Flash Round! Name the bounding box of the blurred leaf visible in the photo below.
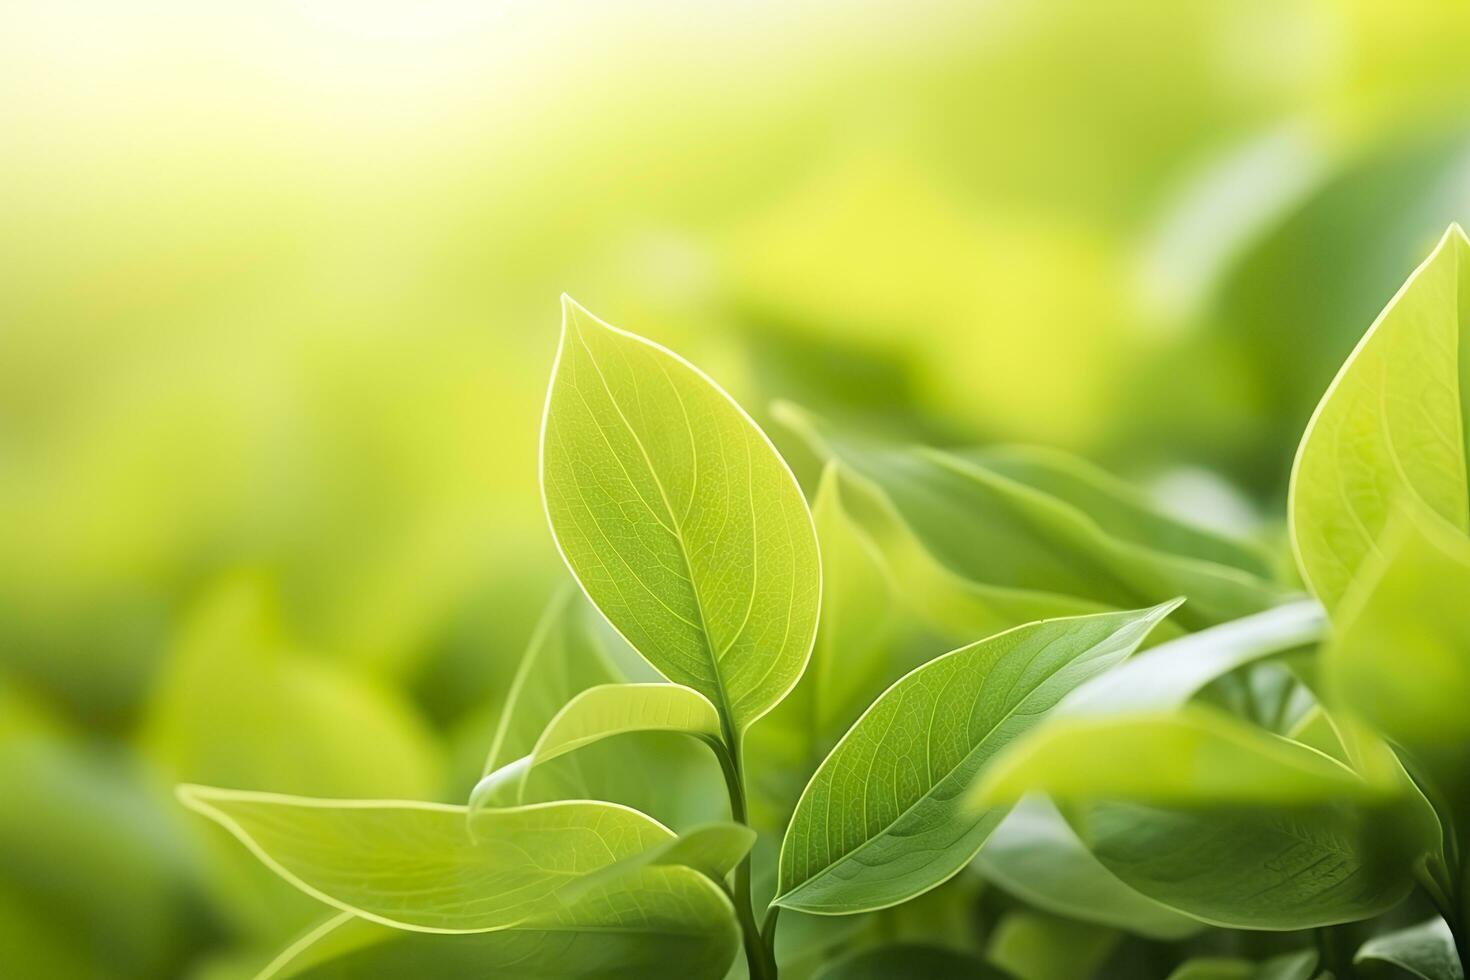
[975,797,1200,940]
[177,786,675,932]
[480,587,623,778]
[1290,225,1470,610]
[541,298,819,736]
[773,603,1176,914]
[1166,959,1254,980]
[141,575,441,941]
[960,444,1273,577]
[1355,918,1463,980]
[260,866,740,980]
[748,465,902,828]
[814,943,1010,980]
[1327,510,1470,745]
[973,705,1391,807]
[986,910,1117,980]
[778,404,1284,629]
[1067,799,1416,929]
[0,736,189,980]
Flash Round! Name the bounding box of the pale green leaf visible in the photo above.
[986,911,1117,980]
[541,298,821,735]
[1355,918,1463,980]
[775,403,1284,629]
[960,443,1274,577]
[1290,224,1470,611]
[773,602,1177,914]
[473,590,725,830]
[259,867,741,980]
[814,943,1011,980]
[973,705,1390,807]
[975,797,1200,940]
[471,683,722,810]
[481,586,623,778]
[527,682,721,770]
[1327,509,1470,744]
[176,786,677,933]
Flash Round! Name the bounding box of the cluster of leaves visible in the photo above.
[185,229,1470,980]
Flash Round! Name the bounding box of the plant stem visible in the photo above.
[710,732,777,980]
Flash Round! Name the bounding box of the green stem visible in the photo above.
[710,732,777,980]
[761,904,782,973]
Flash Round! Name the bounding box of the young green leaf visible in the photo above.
[973,705,1391,807]
[1326,509,1470,744]
[507,683,722,788]
[541,298,821,736]
[775,403,1282,629]
[177,785,677,933]
[474,589,724,828]
[258,868,742,980]
[1290,224,1470,610]
[975,797,1200,940]
[557,821,757,900]
[1355,918,1463,980]
[772,602,1178,915]
[481,586,623,779]
[960,444,1274,577]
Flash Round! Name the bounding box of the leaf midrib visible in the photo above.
[780,620,1117,903]
[571,325,739,733]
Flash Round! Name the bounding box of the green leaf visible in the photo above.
[973,705,1391,807]
[1056,599,1324,717]
[559,822,756,898]
[814,943,1012,980]
[1355,918,1463,980]
[177,785,680,933]
[541,298,821,737]
[776,403,1284,629]
[773,602,1177,915]
[986,910,1118,980]
[975,797,1200,940]
[258,867,741,980]
[1067,799,1416,929]
[475,683,722,807]
[1327,510,1470,745]
[141,576,442,941]
[473,589,726,830]
[1290,224,1470,611]
[960,444,1274,577]
[481,586,623,778]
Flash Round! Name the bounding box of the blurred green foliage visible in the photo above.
[7,1,1470,976]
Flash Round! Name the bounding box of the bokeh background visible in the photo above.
[5,1,1470,976]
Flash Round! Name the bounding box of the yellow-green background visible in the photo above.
[4,2,1470,976]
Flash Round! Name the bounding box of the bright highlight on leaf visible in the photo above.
[176,785,678,933]
[1290,224,1470,610]
[541,298,821,737]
